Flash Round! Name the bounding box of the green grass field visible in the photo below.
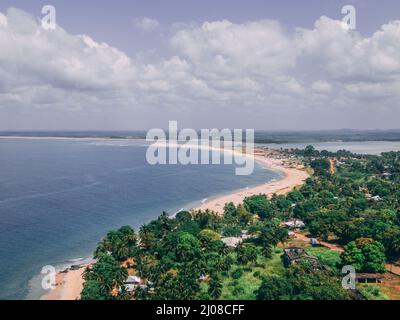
[305,246,341,270]
[219,249,286,300]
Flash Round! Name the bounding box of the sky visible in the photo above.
[0,0,400,130]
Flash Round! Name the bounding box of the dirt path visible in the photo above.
[294,232,343,252]
[381,273,400,300]
[386,263,400,276]
[329,158,336,175]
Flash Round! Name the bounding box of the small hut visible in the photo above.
[355,273,384,284]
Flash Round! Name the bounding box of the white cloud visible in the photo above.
[0,12,7,26]
[135,17,160,31]
[171,19,296,77]
[311,81,332,94]
[0,8,400,129]
[295,17,400,81]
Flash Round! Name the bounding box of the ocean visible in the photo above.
[0,138,281,300]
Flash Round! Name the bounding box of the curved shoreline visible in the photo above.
[193,154,309,215]
[41,151,309,300]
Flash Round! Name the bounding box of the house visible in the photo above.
[221,231,252,248]
[355,273,384,284]
[282,247,319,268]
[310,238,319,246]
[366,194,382,201]
[283,219,305,229]
[124,275,142,292]
[221,237,243,248]
[371,195,382,202]
[126,275,141,284]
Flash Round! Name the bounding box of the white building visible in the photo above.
[283,219,305,229]
[124,275,142,292]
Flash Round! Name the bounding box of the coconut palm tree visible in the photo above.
[208,275,222,300]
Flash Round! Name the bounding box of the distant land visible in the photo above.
[2,129,400,144]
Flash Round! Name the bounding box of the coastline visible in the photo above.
[193,154,309,215]
[41,264,88,300]
[41,151,309,300]
[0,136,148,142]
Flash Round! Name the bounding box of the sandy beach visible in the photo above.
[41,149,309,300]
[41,265,87,300]
[193,154,309,215]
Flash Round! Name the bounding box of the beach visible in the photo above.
[41,150,309,300]
[194,154,309,215]
[41,265,87,300]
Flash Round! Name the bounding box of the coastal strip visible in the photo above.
[41,264,89,300]
[193,154,309,215]
[41,150,309,300]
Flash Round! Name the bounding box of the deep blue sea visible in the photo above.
[0,138,281,300]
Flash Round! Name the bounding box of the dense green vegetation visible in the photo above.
[293,146,400,260]
[256,262,350,300]
[358,285,389,300]
[81,147,400,300]
[341,238,386,273]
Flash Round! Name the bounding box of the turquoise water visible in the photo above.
[258,141,400,155]
[0,138,280,300]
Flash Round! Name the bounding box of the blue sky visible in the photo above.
[0,1,400,130]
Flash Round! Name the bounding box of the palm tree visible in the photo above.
[262,244,273,259]
[236,244,257,265]
[112,264,128,289]
[114,239,130,261]
[208,276,222,300]
[83,253,128,298]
